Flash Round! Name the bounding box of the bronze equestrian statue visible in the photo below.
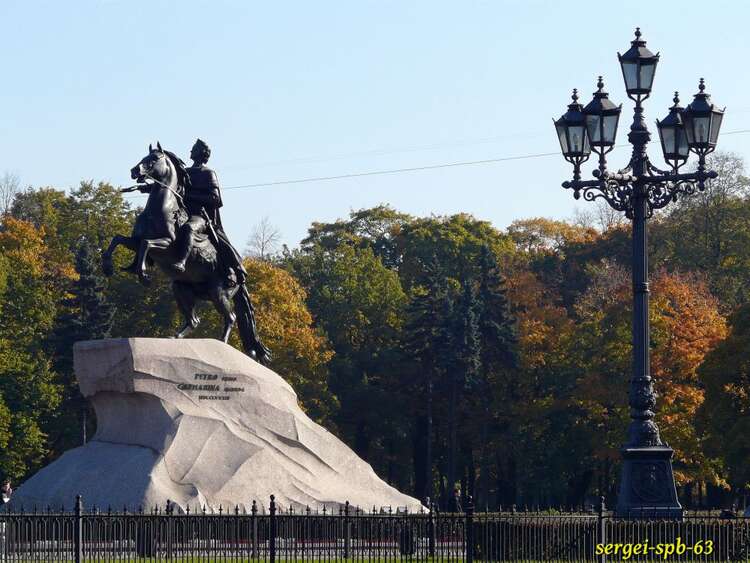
[102,140,271,365]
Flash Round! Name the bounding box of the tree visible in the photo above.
[238,257,336,423]
[471,245,518,507]
[401,256,451,502]
[573,200,627,233]
[301,205,412,269]
[288,241,409,487]
[0,172,20,216]
[397,213,515,291]
[566,267,727,504]
[658,152,750,307]
[696,304,750,498]
[507,218,597,256]
[50,238,116,450]
[0,217,63,479]
[245,216,282,260]
[445,278,480,503]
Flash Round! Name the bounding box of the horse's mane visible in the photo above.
[162,150,190,196]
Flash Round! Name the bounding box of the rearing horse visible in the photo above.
[102,143,271,364]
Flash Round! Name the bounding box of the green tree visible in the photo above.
[239,258,336,423]
[289,242,408,485]
[0,218,62,480]
[50,238,116,451]
[697,304,750,497]
[401,256,450,501]
[471,245,518,508]
[658,152,750,308]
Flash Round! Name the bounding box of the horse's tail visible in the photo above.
[234,286,272,365]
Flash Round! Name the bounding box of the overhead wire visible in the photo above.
[121,128,750,196]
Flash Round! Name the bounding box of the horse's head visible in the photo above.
[131,142,173,185]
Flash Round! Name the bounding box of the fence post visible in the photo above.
[344,501,351,559]
[428,501,436,557]
[598,496,606,563]
[251,500,258,559]
[269,495,277,563]
[74,495,83,563]
[465,495,474,563]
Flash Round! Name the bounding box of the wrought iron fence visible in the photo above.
[0,495,747,561]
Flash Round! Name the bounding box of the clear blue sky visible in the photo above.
[2,0,749,248]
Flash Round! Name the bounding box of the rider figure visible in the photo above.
[173,139,247,285]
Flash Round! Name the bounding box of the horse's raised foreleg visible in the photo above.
[102,235,139,277]
[136,236,173,285]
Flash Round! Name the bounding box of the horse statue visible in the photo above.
[102,143,271,365]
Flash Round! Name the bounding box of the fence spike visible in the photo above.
[218,505,223,515]
[235,504,240,515]
[185,505,190,515]
[322,505,327,515]
[251,500,257,515]
[306,505,310,515]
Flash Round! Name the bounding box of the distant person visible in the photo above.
[1,480,12,503]
[451,487,462,513]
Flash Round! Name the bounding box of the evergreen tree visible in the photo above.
[445,278,481,505]
[474,245,519,507]
[476,245,518,371]
[51,238,115,450]
[402,255,450,503]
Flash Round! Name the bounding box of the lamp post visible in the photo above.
[554,28,724,518]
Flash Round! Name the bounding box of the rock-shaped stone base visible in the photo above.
[11,339,421,513]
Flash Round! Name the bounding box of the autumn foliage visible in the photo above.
[0,152,747,509]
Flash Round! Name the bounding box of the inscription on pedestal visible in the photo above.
[177,374,245,401]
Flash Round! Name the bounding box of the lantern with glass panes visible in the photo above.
[618,28,659,100]
[553,89,590,178]
[682,78,725,156]
[655,92,689,170]
[583,77,622,171]
[553,28,724,520]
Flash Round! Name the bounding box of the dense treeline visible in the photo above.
[0,153,747,510]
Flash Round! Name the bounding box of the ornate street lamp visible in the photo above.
[554,29,723,519]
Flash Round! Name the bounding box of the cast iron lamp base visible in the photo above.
[616,446,683,519]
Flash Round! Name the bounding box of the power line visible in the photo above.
[121,128,750,195]
[223,150,561,190]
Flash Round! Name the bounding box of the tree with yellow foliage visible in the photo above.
[239,258,336,424]
[0,218,66,479]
